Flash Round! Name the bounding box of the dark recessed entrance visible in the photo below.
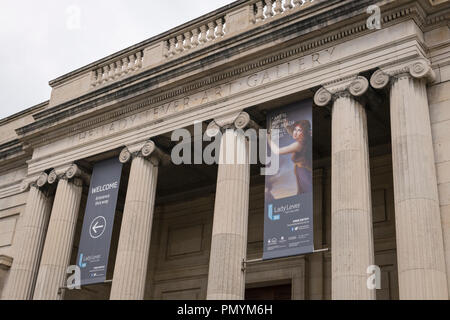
[245,284,292,300]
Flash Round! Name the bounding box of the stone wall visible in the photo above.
[0,166,28,298]
[429,57,450,294]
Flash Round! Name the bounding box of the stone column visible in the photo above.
[33,165,88,300]
[371,59,449,299]
[3,174,53,300]
[315,76,375,300]
[206,112,251,300]
[110,140,165,300]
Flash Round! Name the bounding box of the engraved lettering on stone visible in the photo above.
[51,47,336,152]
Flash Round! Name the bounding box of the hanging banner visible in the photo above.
[263,99,314,260]
[77,158,123,285]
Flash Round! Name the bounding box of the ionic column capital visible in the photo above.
[206,111,259,138]
[314,75,370,107]
[119,140,170,166]
[19,181,32,193]
[47,164,90,186]
[19,172,52,193]
[370,58,436,90]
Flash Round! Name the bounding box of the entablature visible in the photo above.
[5,0,449,176]
[18,0,449,140]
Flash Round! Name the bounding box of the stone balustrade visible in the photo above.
[163,16,226,59]
[161,0,315,60]
[79,0,320,90]
[91,50,144,87]
[252,0,314,23]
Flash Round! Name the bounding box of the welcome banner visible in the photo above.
[263,100,314,260]
[77,158,123,285]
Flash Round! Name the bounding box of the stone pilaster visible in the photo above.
[371,59,449,299]
[315,76,375,300]
[3,174,53,300]
[206,112,251,300]
[33,165,88,300]
[110,140,164,300]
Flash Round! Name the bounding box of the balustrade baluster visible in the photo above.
[255,1,265,22]
[184,32,192,50]
[93,69,100,86]
[121,57,129,75]
[102,65,109,84]
[199,25,208,44]
[191,28,200,47]
[265,0,274,17]
[135,52,143,70]
[108,63,115,80]
[274,0,283,14]
[216,18,224,37]
[163,41,170,58]
[169,38,177,56]
[284,0,294,10]
[207,21,217,41]
[114,61,122,79]
[128,54,136,71]
[176,35,184,53]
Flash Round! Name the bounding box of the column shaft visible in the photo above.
[3,186,52,300]
[331,95,375,300]
[390,75,448,299]
[110,156,158,300]
[207,130,250,300]
[33,178,83,300]
[309,171,324,300]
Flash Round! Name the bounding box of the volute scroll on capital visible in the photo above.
[47,164,90,186]
[36,172,49,188]
[370,59,436,90]
[19,172,51,193]
[206,111,260,138]
[314,75,370,107]
[119,140,170,166]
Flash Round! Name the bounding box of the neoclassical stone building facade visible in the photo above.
[0,0,449,300]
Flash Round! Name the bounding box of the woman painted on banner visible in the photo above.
[268,119,313,195]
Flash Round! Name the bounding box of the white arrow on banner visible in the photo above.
[92,221,104,234]
[89,216,106,239]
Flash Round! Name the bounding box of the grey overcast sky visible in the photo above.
[0,0,233,120]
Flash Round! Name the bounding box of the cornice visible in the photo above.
[31,0,338,122]
[425,9,450,27]
[0,100,48,126]
[0,139,29,172]
[423,0,450,29]
[15,0,441,147]
[0,139,21,155]
[16,0,374,137]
